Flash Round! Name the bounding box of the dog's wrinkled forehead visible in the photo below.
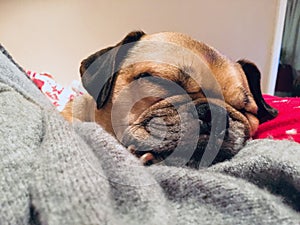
[120,33,226,98]
[122,32,222,73]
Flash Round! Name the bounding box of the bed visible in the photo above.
[1,44,299,224]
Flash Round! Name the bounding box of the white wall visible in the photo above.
[0,0,286,93]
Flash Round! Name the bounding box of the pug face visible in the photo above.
[79,31,277,168]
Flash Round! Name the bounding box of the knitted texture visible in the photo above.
[1,45,300,224]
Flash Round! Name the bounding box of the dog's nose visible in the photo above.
[197,103,229,136]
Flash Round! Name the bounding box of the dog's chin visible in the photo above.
[120,96,250,168]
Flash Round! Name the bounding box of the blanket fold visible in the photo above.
[1,44,300,224]
[209,139,300,211]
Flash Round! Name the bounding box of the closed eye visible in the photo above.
[239,87,250,105]
[133,72,152,80]
[244,95,250,105]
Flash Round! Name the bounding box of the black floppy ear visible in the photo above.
[80,31,146,109]
[237,59,278,123]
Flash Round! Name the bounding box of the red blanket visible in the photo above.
[254,95,300,143]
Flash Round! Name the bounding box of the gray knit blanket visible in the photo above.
[0,45,299,225]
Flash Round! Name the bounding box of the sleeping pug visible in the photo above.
[62,31,277,168]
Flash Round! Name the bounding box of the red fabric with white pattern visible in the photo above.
[253,95,300,143]
[26,71,84,111]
